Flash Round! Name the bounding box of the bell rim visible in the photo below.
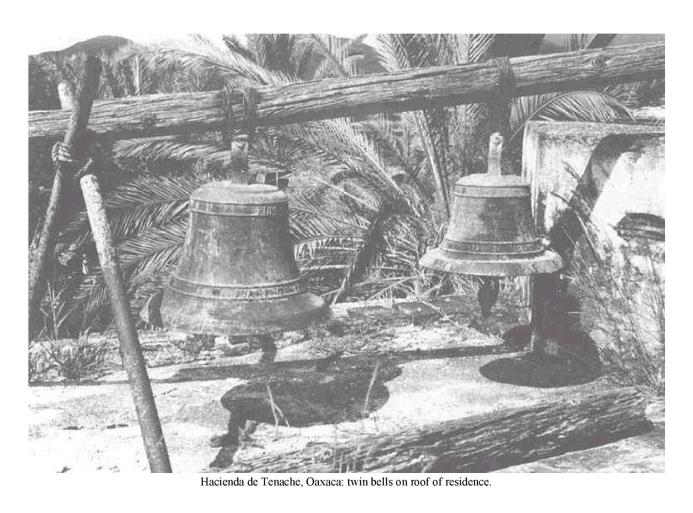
[419,247,564,277]
[160,288,330,336]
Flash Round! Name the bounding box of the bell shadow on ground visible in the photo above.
[209,360,403,469]
[480,329,602,388]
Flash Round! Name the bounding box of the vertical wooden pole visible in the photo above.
[529,273,556,352]
[28,58,101,336]
[80,174,172,472]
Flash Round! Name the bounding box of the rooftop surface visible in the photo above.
[28,294,664,472]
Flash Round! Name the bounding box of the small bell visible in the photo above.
[420,133,563,277]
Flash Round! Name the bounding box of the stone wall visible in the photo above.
[522,120,665,389]
[522,120,664,255]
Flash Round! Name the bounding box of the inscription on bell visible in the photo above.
[256,204,279,216]
[169,276,305,300]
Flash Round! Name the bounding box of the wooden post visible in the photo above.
[28,58,101,337]
[80,173,172,473]
[528,272,562,352]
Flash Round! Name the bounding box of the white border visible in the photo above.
[4,1,690,511]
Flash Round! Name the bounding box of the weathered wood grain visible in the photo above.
[223,388,651,473]
[29,43,664,141]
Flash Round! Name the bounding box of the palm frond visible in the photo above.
[69,220,187,324]
[62,176,204,246]
[222,35,257,63]
[280,119,413,212]
[309,34,368,79]
[113,138,228,166]
[509,91,633,144]
[331,206,392,304]
[375,34,451,215]
[144,35,291,87]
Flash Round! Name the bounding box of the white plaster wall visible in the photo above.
[522,120,664,256]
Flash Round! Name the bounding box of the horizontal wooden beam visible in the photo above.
[29,42,664,141]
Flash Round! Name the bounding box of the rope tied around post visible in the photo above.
[494,57,517,103]
[223,84,258,183]
[51,138,104,183]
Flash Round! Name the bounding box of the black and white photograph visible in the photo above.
[25,31,666,475]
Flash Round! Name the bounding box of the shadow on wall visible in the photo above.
[548,133,661,263]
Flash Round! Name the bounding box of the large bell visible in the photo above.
[420,134,563,277]
[161,182,328,335]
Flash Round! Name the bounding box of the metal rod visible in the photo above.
[28,57,101,336]
[80,174,172,472]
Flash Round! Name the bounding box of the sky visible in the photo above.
[28,33,377,56]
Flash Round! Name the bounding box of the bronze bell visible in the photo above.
[161,182,329,335]
[420,133,563,277]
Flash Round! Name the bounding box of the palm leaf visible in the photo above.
[144,34,291,87]
[309,34,367,78]
[330,206,391,304]
[62,175,204,246]
[509,91,633,144]
[374,34,452,216]
[70,220,187,323]
[113,138,229,166]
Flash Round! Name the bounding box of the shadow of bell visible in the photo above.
[209,360,402,469]
[480,330,602,388]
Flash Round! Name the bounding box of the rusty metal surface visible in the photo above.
[420,174,563,277]
[420,247,563,277]
[420,134,563,277]
[161,182,328,335]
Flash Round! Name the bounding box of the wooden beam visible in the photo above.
[29,43,664,142]
[221,388,651,472]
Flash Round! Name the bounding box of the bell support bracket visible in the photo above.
[224,84,258,184]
